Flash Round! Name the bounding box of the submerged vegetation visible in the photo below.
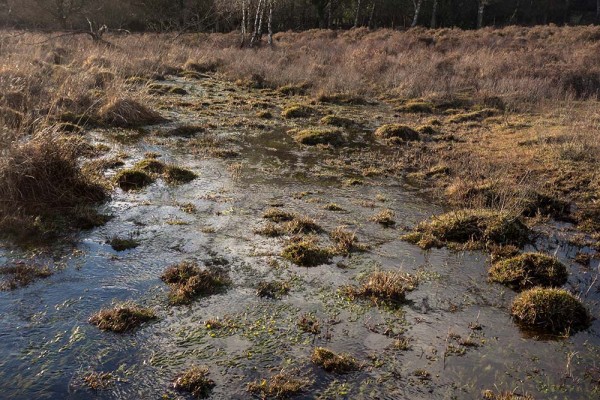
[0,262,53,290]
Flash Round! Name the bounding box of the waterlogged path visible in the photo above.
[0,76,598,399]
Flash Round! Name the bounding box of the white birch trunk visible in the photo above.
[411,0,423,27]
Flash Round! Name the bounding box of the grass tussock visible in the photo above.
[298,313,321,334]
[115,159,196,191]
[489,253,568,290]
[256,280,290,299]
[109,236,140,251]
[311,347,360,373]
[396,100,434,114]
[114,169,154,191]
[173,366,215,399]
[98,98,166,128]
[281,104,316,119]
[511,288,590,335]
[330,226,368,255]
[283,216,322,234]
[402,209,530,250]
[344,270,418,306]
[293,128,344,146]
[89,303,156,333]
[319,115,356,128]
[0,132,108,240]
[263,208,295,223]
[281,237,331,267]
[374,124,419,141]
[161,261,230,305]
[0,262,53,291]
[247,370,309,399]
[82,371,114,390]
[370,209,396,227]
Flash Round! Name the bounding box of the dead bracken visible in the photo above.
[402,209,530,250]
[247,370,309,399]
[89,303,156,333]
[161,261,230,305]
[344,270,418,306]
[489,253,568,290]
[0,262,53,291]
[281,238,331,267]
[173,366,215,399]
[511,287,590,335]
[311,347,360,373]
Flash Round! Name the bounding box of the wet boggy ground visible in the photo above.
[0,76,598,399]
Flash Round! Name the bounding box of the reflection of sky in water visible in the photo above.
[0,77,598,399]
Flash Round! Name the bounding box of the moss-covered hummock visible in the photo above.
[161,261,230,305]
[281,105,316,119]
[109,236,140,251]
[164,166,197,184]
[344,270,418,306]
[311,347,360,373]
[489,253,568,290]
[374,124,419,141]
[281,238,331,267]
[98,98,166,128]
[401,209,530,250]
[319,115,355,128]
[89,303,156,333]
[293,128,344,146]
[173,366,215,399]
[263,208,295,222]
[511,288,590,335]
[396,101,434,114]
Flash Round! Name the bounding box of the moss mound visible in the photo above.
[319,115,355,128]
[161,261,230,305]
[281,238,331,267]
[294,128,344,146]
[164,166,197,184]
[114,169,154,191]
[311,347,360,373]
[281,105,316,119]
[490,253,568,290]
[134,158,166,174]
[396,101,434,114]
[89,303,156,333]
[374,124,420,141]
[511,288,590,334]
[99,98,166,128]
[402,209,530,250]
[173,366,215,399]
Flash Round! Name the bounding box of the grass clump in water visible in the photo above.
[164,166,197,184]
[263,208,295,222]
[401,209,530,250]
[489,253,568,290]
[344,270,418,306]
[298,313,321,334]
[283,215,323,234]
[370,209,396,227]
[374,124,419,141]
[173,366,215,399]
[319,115,355,128]
[324,203,345,211]
[89,303,156,333]
[256,280,290,299]
[330,226,368,255]
[311,347,360,373]
[98,98,166,128]
[0,262,53,291]
[161,261,230,305]
[82,371,114,390]
[481,390,534,400]
[255,222,285,237]
[293,128,344,146]
[281,237,331,267]
[109,236,139,251]
[281,104,316,119]
[511,288,590,335]
[247,370,309,399]
[114,168,154,191]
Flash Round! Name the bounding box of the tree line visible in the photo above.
[1,0,599,33]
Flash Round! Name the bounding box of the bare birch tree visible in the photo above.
[411,0,423,27]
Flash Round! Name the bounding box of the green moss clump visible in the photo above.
[344,270,418,305]
[448,108,500,123]
[396,101,434,114]
[401,209,530,250]
[161,261,230,305]
[374,124,420,141]
[89,303,156,333]
[281,239,331,267]
[511,288,590,335]
[281,105,316,119]
[114,169,154,191]
[134,158,166,174]
[173,366,215,399]
[311,347,360,373]
[319,115,355,128]
[164,166,197,184]
[489,253,568,290]
[293,128,344,146]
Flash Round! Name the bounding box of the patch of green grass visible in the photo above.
[173,366,215,399]
[89,303,156,333]
[489,252,568,290]
[311,347,360,373]
[511,287,590,335]
[294,128,344,146]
